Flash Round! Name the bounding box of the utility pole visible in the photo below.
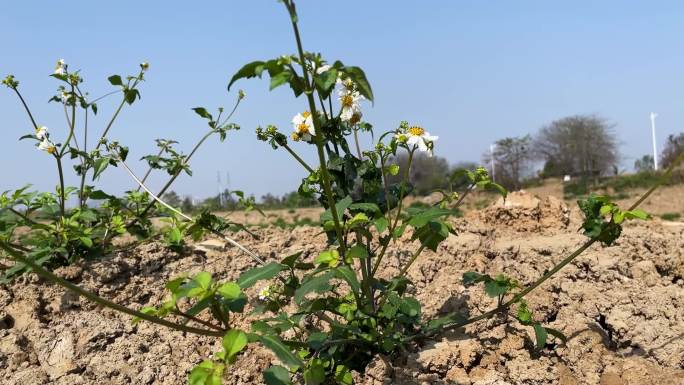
[651,112,659,171]
[490,143,496,183]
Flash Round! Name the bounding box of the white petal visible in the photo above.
[417,140,428,152]
[407,136,421,146]
[340,107,353,122]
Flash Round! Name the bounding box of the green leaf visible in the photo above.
[227,60,266,90]
[399,297,421,318]
[334,266,360,297]
[107,75,123,86]
[407,207,453,227]
[342,66,374,102]
[257,334,303,370]
[79,237,93,248]
[294,272,334,304]
[216,282,241,300]
[320,196,353,222]
[192,107,213,120]
[315,249,339,267]
[623,209,649,220]
[303,360,326,385]
[484,278,510,298]
[306,332,328,350]
[348,202,380,214]
[263,365,292,385]
[237,262,286,289]
[462,271,488,285]
[334,365,353,385]
[222,329,248,363]
[194,272,213,290]
[533,323,548,348]
[374,217,389,233]
[188,360,224,385]
[269,70,292,90]
[347,244,368,259]
[92,157,110,180]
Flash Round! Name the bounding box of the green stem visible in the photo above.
[371,149,415,276]
[285,0,346,254]
[59,84,77,158]
[397,244,426,277]
[79,108,89,208]
[12,88,39,130]
[283,144,314,173]
[55,155,66,216]
[136,147,165,192]
[0,241,225,337]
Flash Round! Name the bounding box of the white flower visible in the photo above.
[54,59,66,75]
[405,126,438,157]
[35,126,48,140]
[337,77,355,92]
[339,91,364,123]
[258,286,271,301]
[291,111,315,142]
[140,62,149,71]
[60,91,70,104]
[38,139,56,154]
[315,64,331,75]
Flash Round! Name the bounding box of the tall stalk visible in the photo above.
[284,0,346,254]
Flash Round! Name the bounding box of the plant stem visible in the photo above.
[59,84,77,158]
[283,144,314,173]
[79,108,89,208]
[353,128,363,159]
[55,155,66,216]
[0,241,225,337]
[284,0,346,255]
[12,88,39,130]
[371,149,415,276]
[397,244,426,277]
[136,147,166,192]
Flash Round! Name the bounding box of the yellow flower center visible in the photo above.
[47,146,56,154]
[301,111,311,119]
[341,94,354,107]
[297,123,310,134]
[343,79,354,90]
[291,132,301,141]
[408,126,425,136]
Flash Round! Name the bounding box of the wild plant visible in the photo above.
[1,1,683,385]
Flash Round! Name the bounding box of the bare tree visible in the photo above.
[660,132,684,169]
[483,135,534,190]
[535,115,619,182]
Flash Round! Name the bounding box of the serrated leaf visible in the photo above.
[257,334,303,370]
[347,244,368,259]
[192,107,213,120]
[237,262,286,289]
[227,60,266,90]
[269,70,292,90]
[294,272,334,304]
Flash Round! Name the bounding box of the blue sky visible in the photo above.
[2,1,683,201]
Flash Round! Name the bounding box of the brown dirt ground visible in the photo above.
[1,190,684,385]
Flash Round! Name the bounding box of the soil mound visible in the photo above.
[479,191,571,232]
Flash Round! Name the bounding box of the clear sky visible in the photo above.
[2,1,683,201]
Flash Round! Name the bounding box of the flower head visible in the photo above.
[258,285,271,301]
[54,59,66,75]
[140,62,149,72]
[292,111,315,142]
[38,139,56,154]
[35,126,48,140]
[400,126,438,156]
[339,91,364,123]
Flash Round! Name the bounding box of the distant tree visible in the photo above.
[181,196,194,213]
[660,132,684,169]
[535,115,619,182]
[387,153,450,196]
[162,191,182,207]
[281,191,318,208]
[482,135,534,190]
[260,193,282,208]
[634,154,655,173]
